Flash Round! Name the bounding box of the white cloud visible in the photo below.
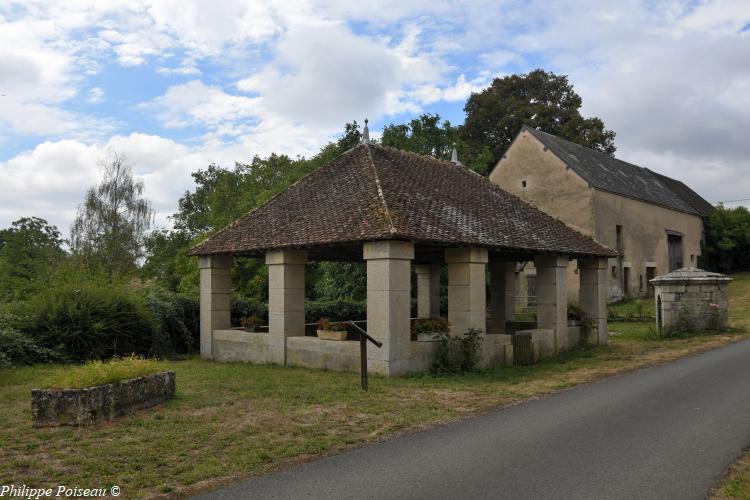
[86,87,105,104]
[3,0,750,236]
[145,80,262,130]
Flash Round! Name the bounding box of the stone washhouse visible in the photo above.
[651,267,731,334]
[189,130,617,376]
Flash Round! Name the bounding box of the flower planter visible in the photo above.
[317,329,348,341]
[417,332,443,342]
[31,371,175,427]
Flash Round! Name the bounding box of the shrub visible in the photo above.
[142,288,200,354]
[0,327,61,366]
[231,297,268,326]
[412,317,449,334]
[43,354,165,389]
[305,299,366,323]
[19,285,159,362]
[432,328,483,373]
[240,315,263,329]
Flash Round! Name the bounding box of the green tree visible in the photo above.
[702,205,750,273]
[149,122,365,297]
[381,113,458,159]
[71,153,154,278]
[0,217,66,300]
[460,69,616,174]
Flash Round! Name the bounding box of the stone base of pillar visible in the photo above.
[199,255,232,359]
[445,248,488,336]
[579,257,608,345]
[489,261,515,334]
[364,241,414,376]
[534,254,569,354]
[266,249,307,366]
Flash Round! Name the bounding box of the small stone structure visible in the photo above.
[31,371,175,427]
[650,268,731,334]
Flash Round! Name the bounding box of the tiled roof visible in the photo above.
[190,143,616,258]
[522,126,711,216]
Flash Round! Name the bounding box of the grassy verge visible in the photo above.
[43,355,166,390]
[1,273,748,499]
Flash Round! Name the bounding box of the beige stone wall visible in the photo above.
[489,131,595,235]
[592,190,703,299]
[654,282,730,333]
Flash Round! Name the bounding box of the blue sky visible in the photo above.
[1,0,749,233]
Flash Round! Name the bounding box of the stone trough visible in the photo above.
[31,371,175,427]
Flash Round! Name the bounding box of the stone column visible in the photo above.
[199,255,232,359]
[488,261,516,334]
[534,254,569,353]
[266,249,307,366]
[415,264,441,318]
[364,241,414,376]
[578,257,608,345]
[445,247,488,336]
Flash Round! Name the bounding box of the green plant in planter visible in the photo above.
[568,304,594,345]
[240,315,263,332]
[315,317,349,340]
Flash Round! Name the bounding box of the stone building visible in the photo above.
[490,126,714,302]
[190,134,616,376]
[651,267,731,334]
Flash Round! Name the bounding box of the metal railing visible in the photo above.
[347,321,382,391]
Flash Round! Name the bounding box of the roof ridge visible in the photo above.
[524,126,699,216]
[364,144,398,235]
[189,145,363,254]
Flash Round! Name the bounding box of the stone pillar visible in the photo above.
[488,261,516,334]
[199,255,232,359]
[445,247,488,336]
[266,249,307,366]
[364,241,414,376]
[579,257,608,345]
[535,254,569,353]
[415,264,441,318]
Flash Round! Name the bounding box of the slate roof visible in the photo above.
[521,126,713,216]
[647,171,715,217]
[190,143,616,258]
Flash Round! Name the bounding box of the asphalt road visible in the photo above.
[196,339,750,500]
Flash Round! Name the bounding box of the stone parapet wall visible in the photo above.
[32,371,175,427]
[210,330,515,374]
[651,268,731,333]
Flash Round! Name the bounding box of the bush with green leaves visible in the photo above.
[432,328,483,373]
[231,296,268,326]
[142,288,200,354]
[305,299,366,323]
[18,285,159,362]
[0,318,61,366]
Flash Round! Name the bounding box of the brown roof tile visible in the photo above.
[189,143,616,258]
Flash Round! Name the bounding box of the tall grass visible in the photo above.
[42,355,165,389]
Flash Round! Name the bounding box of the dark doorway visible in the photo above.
[657,295,663,332]
[623,267,630,296]
[667,233,683,271]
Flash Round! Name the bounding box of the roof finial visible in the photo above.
[361,118,370,145]
[451,144,462,166]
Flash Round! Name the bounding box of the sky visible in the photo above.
[1,0,749,235]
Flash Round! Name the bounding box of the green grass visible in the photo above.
[1,273,749,498]
[42,355,167,389]
[608,297,655,322]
